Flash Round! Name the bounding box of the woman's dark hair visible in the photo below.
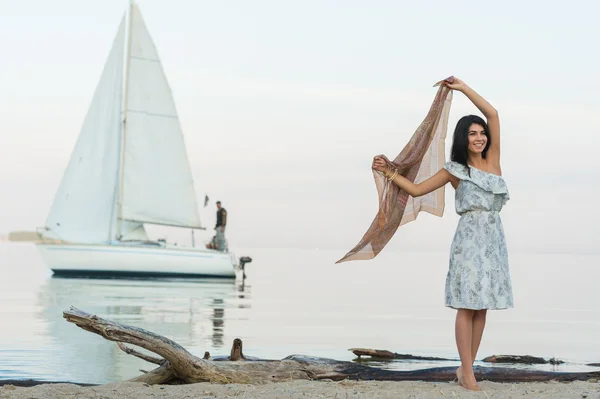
[450,115,490,174]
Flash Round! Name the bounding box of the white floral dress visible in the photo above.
[444,161,514,310]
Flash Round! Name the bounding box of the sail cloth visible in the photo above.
[120,4,202,229]
[336,79,454,263]
[42,15,136,244]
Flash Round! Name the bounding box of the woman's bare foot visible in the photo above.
[456,366,480,391]
[455,366,463,386]
[461,372,481,391]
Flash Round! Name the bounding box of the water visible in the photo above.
[1,243,599,384]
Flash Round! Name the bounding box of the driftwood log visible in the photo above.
[483,355,564,365]
[350,348,453,361]
[63,307,600,385]
[349,349,572,366]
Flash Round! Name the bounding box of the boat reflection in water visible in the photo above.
[36,275,249,384]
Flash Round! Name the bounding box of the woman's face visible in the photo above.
[467,123,487,155]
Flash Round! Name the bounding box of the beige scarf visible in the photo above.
[336,80,454,263]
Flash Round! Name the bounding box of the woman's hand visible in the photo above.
[372,155,390,173]
[444,76,469,92]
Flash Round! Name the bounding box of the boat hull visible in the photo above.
[36,243,237,278]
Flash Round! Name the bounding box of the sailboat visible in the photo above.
[36,2,238,278]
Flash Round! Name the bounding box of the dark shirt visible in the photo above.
[216,208,227,228]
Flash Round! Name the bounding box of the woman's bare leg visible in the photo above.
[455,309,480,391]
[471,309,487,363]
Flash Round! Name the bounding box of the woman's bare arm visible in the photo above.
[388,168,453,197]
[372,156,454,197]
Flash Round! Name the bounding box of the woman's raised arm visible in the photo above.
[446,78,501,167]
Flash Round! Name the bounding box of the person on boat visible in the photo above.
[372,77,513,392]
[215,201,227,252]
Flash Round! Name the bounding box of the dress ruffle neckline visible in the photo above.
[444,161,510,199]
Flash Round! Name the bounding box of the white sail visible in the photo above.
[119,4,202,229]
[42,16,148,244]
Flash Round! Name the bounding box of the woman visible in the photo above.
[372,77,513,391]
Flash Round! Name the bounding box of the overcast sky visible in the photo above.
[1,0,598,255]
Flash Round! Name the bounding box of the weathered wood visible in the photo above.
[350,348,395,359]
[63,307,231,384]
[117,342,165,365]
[62,307,600,385]
[301,359,600,383]
[0,380,96,387]
[483,355,564,365]
[350,348,453,361]
[128,363,176,385]
[351,348,574,366]
[229,338,246,361]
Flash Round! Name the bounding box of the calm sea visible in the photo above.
[0,243,599,384]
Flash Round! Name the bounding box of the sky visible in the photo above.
[0,0,599,255]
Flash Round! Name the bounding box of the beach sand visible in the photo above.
[1,380,599,398]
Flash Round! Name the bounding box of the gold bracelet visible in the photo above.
[388,169,398,181]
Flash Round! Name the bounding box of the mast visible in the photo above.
[115,0,134,241]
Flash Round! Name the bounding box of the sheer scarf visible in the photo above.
[336,80,454,263]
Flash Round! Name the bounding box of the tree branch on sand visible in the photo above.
[116,342,165,365]
[482,355,564,365]
[349,349,572,366]
[350,348,453,361]
[63,307,600,385]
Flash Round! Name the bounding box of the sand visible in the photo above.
[1,380,599,399]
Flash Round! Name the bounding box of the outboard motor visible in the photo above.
[239,256,252,279]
